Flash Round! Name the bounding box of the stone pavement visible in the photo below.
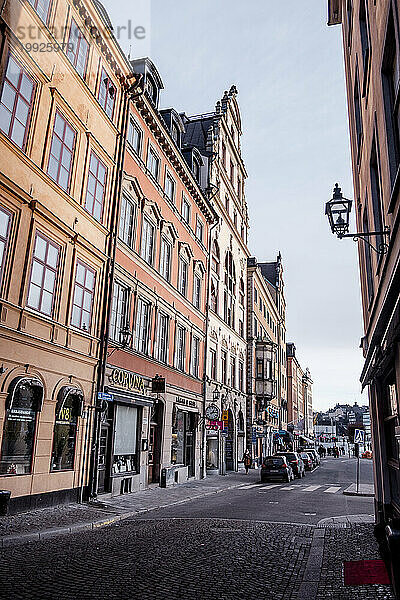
[343,483,375,497]
[0,470,253,546]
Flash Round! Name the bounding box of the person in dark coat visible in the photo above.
[243,450,251,474]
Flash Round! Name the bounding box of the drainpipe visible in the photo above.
[90,75,143,499]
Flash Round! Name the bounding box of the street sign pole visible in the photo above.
[356,443,360,494]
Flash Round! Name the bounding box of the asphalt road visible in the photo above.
[0,457,384,600]
[134,457,374,525]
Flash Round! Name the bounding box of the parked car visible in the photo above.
[300,452,313,471]
[275,452,305,478]
[302,448,320,467]
[261,456,294,483]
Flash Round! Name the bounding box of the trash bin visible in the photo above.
[160,468,166,488]
[0,490,11,516]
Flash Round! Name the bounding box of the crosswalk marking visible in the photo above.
[303,485,321,492]
[279,486,296,491]
[239,483,343,494]
[324,486,341,494]
[238,484,262,489]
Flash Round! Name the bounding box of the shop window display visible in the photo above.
[51,388,82,471]
[113,405,139,474]
[0,378,43,475]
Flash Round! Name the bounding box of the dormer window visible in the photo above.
[193,157,200,182]
[145,76,157,104]
[171,122,180,146]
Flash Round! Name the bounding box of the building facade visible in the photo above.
[0,0,131,511]
[179,87,249,474]
[328,1,400,593]
[96,58,216,495]
[286,343,313,446]
[247,256,288,461]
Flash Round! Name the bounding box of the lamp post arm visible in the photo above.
[337,227,390,255]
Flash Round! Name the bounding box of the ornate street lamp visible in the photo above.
[325,183,390,254]
[119,325,132,348]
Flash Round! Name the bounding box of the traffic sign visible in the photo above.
[97,392,114,402]
[354,429,365,444]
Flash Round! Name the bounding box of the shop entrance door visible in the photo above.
[149,402,163,484]
[225,409,234,471]
[98,418,112,494]
[185,413,195,478]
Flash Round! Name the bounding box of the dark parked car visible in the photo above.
[275,452,305,478]
[261,456,294,483]
[302,448,320,467]
[300,452,313,471]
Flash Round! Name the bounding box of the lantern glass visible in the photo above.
[325,184,352,236]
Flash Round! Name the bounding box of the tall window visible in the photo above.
[193,274,201,309]
[119,194,136,248]
[224,251,236,327]
[363,207,374,303]
[237,177,242,200]
[176,326,186,371]
[0,55,35,150]
[160,238,171,281]
[239,316,244,338]
[195,217,204,243]
[239,278,245,307]
[230,357,236,388]
[127,117,143,156]
[359,0,370,83]
[221,350,227,384]
[66,21,89,77]
[110,282,129,342]
[85,152,107,222]
[141,217,155,265]
[354,72,363,158]
[71,261,95,331]
[193,157,200,182]
[147,147,160,180]
[221,141,226,168]
[211,240,220,275]
[47,111,76,192]
[225,195,230,213]
[27,232,59,316]
[370,140,384,254]
[28,0,51,23]
[230,160,235,185]
[382,10,400,188]
[210,279,218,313]
[98,68,115,119]
[256,359,264,379]
[0,206,12,287]
[191,336,200,378]
[165,173,176,202]
[51,389,81,471]
[178,257,188,296]
[135,298,150,354]
[238,360,244,391]
[156,313,169,363]
[210,349,217,380]
[182,197,190,224]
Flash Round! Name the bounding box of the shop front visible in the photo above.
[101,366,154,496]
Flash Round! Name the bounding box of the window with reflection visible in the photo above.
[0,378,43,475]
[51,388,82,471]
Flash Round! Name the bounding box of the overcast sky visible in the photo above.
[103,0,366,412]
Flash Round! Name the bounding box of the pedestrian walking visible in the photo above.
[243,450,251,474]
[318,445,324,459]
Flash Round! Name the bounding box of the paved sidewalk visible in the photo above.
[343,483,375,497]
[0,470,255,547]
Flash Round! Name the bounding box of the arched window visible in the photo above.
[224,251,236,327]
[51,387,83,471]
[211,240,220,275]
[210,279,218,313]
[0,377,43,475]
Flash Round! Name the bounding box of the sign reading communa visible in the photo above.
[108,368,145,395]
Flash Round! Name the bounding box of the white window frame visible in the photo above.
[191,336,200,378]
[176,325,186,372]
[141,216,155,265]
[135,297,150,354]
[193,273,202,309]
[159,237,172,281]
[181,195,191,225]
[156,312,169,363]
[147,144,160,181]
[164,170,176,203]
[178,257,188,297]
[195,217,204,243]
[127,116,143,157]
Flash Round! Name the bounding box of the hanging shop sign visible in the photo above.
[109,368,145,395]
[267,405,279,419]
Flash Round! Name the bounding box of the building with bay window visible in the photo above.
[0,0,131,512]
[100,57,217,495]
[247,255,287,462]
[179,87,249,474]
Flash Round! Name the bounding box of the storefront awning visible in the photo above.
[107,388,154,408]
[299,435,314,446]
